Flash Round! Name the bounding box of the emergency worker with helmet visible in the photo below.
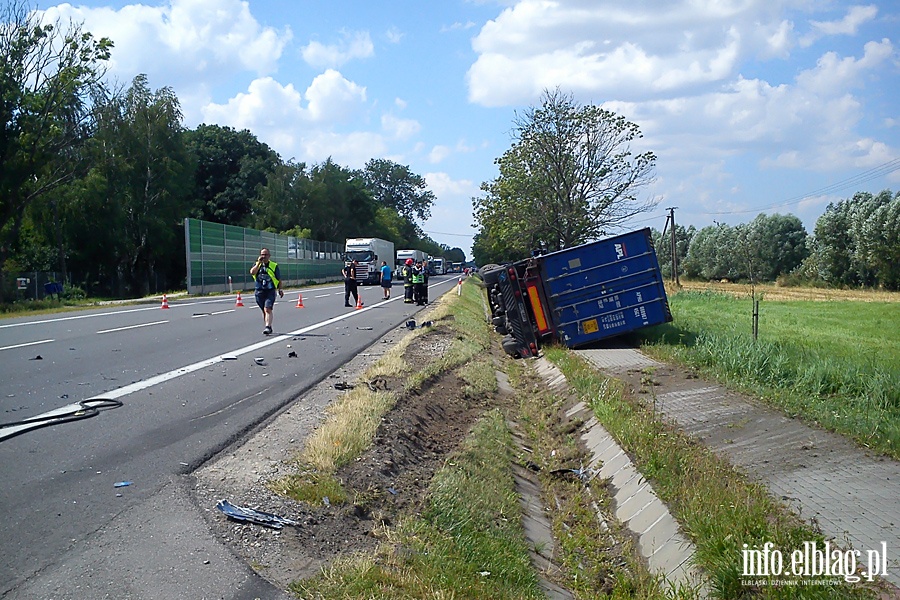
[401,258,415,303]
[411,260,426,305]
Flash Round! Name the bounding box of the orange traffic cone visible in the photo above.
[295,292,304,308]
[235,292,244,307]
[160,294,170,309]
[355,295,364,310]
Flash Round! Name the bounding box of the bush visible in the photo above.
[62,284,86,300]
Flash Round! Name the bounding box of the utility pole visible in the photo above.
[665,207,680,285]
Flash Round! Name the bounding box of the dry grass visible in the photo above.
[298,387,397,472]
[673,280,900,303]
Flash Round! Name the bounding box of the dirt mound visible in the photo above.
[192,327,495,590]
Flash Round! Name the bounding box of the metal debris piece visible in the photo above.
[215,499,298,529]
[549,466,595,483]
[114,481,132,488]
[333,382,354,390]
[288,351,297,358]
[366,377,388,391]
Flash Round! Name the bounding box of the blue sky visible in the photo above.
[32,0,900,257]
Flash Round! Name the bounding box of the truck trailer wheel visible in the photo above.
[501,335,521,358]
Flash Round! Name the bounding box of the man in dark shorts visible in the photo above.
[250,248,283,335]
[343,260,359,307]
[380,260,393,299]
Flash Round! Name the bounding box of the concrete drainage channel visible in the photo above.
[505,356,708,598]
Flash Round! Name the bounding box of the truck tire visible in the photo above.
[480,264,504,289]
[501,335,520,358]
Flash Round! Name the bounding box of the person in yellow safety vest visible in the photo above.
[412,261,426,305]
[250,248,283,335]
[401,258,415,303]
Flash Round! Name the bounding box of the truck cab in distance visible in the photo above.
[345,237,395,285]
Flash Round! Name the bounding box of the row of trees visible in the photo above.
[472,89,657,265]
[470,89,898,291]
[2,3,462,301]
[652,190,900,289]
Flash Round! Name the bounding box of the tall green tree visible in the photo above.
[252,160,311,233]
[305,158,376,243]
[473,88,657,259]
[0,0,112,299]
[744,213,808,281]
[362,158,435,222]
[88,75,192,296]
[810,190,897,288]
[683,224,744,281]
[184,124,279,226]
[652,224,695,280]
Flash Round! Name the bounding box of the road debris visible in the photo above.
[215,499,298,529]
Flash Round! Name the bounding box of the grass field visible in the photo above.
[639,284,900,458]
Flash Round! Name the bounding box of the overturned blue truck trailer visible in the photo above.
[483,228,672,358]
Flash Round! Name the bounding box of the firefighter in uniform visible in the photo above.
[412,261,426,305]
[401,258,415,303]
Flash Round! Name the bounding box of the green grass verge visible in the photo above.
[291,408,545,599]
[639,290,900,458]
[543,345,881,599]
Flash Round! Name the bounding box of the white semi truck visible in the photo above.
[344,238,395,285]
[395,249,427,279]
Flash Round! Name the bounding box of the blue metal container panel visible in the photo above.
[538,229,671,347]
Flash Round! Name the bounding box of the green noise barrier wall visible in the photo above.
[184,218,344,295]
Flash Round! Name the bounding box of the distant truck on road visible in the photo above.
[395,249,427,279]
[431,257,446,275]
[482,228,672,358]
[345,237,395,285]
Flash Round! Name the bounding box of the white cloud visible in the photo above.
[466,1,897,180]
[301,30,374,69]
[811,5,878,36]
[795,38,892,95]
[386,26,403,44]
[201,70,369,161]
[800,5,879,47]
[39,0,288,86]
[381,114,421,139]
[301,131,388,169]
[441,21,477,32]
[425,172,477,198]
[305,70,368,123]
[201,77,305,152]
[429,145,452,163]
[467,2,759,105]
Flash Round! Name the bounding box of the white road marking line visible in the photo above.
[0,338,55,351]
[191,309,235,318]
[68,280,452,402]
[0,286,352,329]
[97,320,168,334]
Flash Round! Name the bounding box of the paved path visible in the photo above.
[576,348,900,591]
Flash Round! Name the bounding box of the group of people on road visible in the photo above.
[250,249,428,336]
[399,258,429,305]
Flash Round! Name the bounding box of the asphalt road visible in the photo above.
[0,276,458,598]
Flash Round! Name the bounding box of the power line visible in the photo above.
[422,229,474,238]
[703,158,900,216]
